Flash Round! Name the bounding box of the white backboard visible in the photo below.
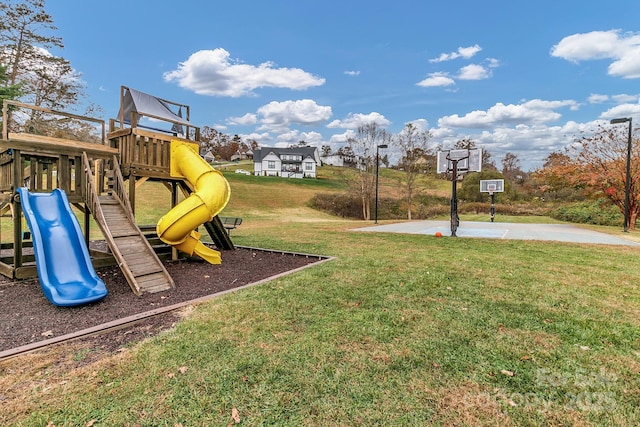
[480,179,505,193]
[437,148,482,174]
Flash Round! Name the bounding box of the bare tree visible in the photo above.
[454,137,475,150]
[394,123,432,220]
[501,152,524,181]
[347,123,391,220]
[481,148,497,171]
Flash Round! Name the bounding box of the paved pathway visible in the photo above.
[354,220,640,246]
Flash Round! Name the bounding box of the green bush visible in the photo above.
[311,192,614,223]
[309,192,452,220]
[308,193,364,219]
[458,201,552,216]
[550,199,623,226]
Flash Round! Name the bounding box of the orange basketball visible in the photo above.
[435,231,442,237]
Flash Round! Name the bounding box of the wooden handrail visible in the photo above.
[82,152,144,295]
[2,100,106,144]
[109,156,135,223]
[82,153,114,243]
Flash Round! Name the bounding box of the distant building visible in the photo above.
[202,150,215,163]
[230,147,254,162]
[320,154,345,167]
[253,146,321,178]
[320,153,363,169]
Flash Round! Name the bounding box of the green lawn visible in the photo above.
[3,168,640,425]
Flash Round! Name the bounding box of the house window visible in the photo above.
[268,161,275,169]
[305,162,313,171]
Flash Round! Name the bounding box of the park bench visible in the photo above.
[219,216,243,234]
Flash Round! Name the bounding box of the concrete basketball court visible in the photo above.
[354,220,640,246]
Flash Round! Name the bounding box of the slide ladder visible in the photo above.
[83,154,174,295]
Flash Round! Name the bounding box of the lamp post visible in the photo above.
[374,144,388,224]
[610,117,633,232]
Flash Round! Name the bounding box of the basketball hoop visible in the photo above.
[480,179,504,223]
[436,148,482,174]
[436,148,483,236]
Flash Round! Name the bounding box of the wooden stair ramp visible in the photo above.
[84,154,175,295]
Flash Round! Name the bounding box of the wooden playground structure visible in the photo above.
[0,87,234,296]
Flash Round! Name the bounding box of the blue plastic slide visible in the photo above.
[17,187,107,307]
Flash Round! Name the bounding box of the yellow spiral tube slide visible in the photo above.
[156,140,231,264]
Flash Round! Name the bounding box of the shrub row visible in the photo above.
[550,199,623,226]
[309,193,624,226]
[309,193,552,220]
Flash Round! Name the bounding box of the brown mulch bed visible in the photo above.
[0,246,328,357]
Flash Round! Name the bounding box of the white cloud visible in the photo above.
[437,99,579,129]
[457,64,490,80]
[551,30,640,79]
[344,70,361,76]
[226,113,257,126]
[326,112,391,129]
[241,131,272,144]
[486,58,501,68]
[609,47,640,78]
[612,93,640,103]
[416,72,455,88]
[163,48,325,97]
[329,130,356,144]
[429,44,482,63]
[431,120,598,171]
[256,99,332,132]
[598,102,640,120]
[588,94,609,104]
[588,93,639,105]
[275,130,324,146]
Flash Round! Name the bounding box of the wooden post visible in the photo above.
[81,200,89,249]
[128,174,136,215]
[171,180,178,261]
[59,155,70,192]
[13,150,22,271]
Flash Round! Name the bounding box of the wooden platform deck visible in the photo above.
[4,132,118,158]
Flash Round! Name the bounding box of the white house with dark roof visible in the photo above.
[253,146,321,178]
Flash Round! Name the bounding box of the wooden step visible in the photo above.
[91,188,174,295]
[136,272,176,293]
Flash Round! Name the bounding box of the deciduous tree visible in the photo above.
[502,152,524,179]
[347,123,391,220]
[394,123,432,220]
[569,124,640,229]
[531,151,584,200]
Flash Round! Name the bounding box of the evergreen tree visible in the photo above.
[0,64,22,102]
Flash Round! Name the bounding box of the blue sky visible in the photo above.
[46,0,640,170]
